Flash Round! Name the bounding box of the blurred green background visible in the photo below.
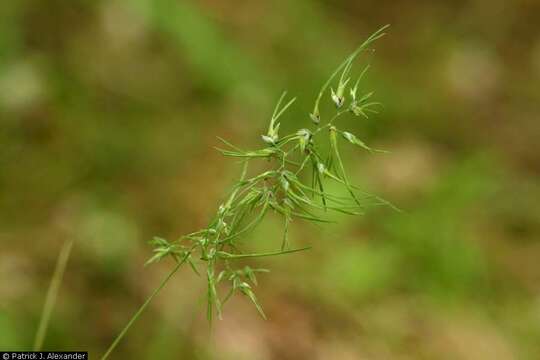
[1,0,540,359]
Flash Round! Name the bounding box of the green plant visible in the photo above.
[101,24,395,359]
[33,239,74,351]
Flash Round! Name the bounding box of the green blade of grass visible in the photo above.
[33,239,74,351]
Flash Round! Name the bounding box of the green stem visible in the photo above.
[217,246,311,259]
[33,239,74,351]
[330,129,361,205]
[100,259,184,360]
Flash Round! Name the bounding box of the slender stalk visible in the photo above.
[100,259,184,360]
[33,239,74,351]
[217,247,311,259]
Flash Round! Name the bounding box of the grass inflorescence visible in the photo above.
[101,24,395,359]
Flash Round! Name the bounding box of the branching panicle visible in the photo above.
[101,24,396,360]
[144,25,395,321]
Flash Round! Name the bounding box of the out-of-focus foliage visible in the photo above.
[1,0,540,359]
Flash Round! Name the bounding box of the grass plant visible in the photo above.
[101,24,395,359]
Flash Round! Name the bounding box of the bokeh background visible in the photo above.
[2,0,540,359]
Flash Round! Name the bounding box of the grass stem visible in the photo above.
[100,259,184,360]
[33,239,74,351]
